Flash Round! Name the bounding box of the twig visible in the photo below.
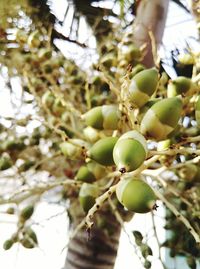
[154,190,200,245]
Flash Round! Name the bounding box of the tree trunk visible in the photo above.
[63,214,121,269]
[133,0,170,67]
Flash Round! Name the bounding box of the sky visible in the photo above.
[0,1,199,269]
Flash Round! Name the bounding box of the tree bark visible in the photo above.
[133,0,170,67]
[63,213,121,269]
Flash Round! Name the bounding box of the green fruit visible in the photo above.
[113,131,147,172]
[101,52,116,68]
[60,139,88,160]
[15,29,27,43]
[52,98,65,116]
[0,156,12,170]
[21,238,35,249]
[87,161,106,180]
[79,183,99,212]
[144,260,151,269]
[141,244,153,257]
[195,95,200,127]
[87,137,118,166]
[167,76,191,97]
[178,164,200,182]
[76,161,106,183]
[120,44,141,61]
[18,160,35,172]
[27,30,40,48]
[129,64,145,79]
[6,207,15,214]
[133,230,143,246]
[41,91,55,109]
[116,178,156,213]
[140,97,182,141]
[3,239,14,250]
[23,227,38,245]
[128,68,159,108]
[76,165,96,183]
[82,105,120,130]
[137,98,161,122]
[20,205,34,221]
[38,48,52,61]
[82,107,103,129]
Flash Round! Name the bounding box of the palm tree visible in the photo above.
[0,1,199,269]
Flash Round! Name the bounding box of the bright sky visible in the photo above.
[0,1,199,269]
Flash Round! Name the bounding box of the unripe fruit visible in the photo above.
[79,183,99,212]
[83,126,99,143]
[129,64,145,79]
[167,77,192,97]
[195,95,200,127]
[38,48,52,61]
[0,156,12,170]
[27,30,41,48]
[116,178,156,213]
[101,52,116,68]
[76,166,96,183]
[20,205,34,222]
[82,105,120,130]
[128,68,159,108]
[3,239,14,250]
[76,161,106,183]
[6,207,15,214]
[178,164,200,182]
[120,44,141,62]
[60,139,88,160]
[21,238,35,249]
[140,97,182,141]
[113,131,147,173]
[15,29,27,44]
[52,98,65,116]
[87,137,118,166]
[23,227,38,245]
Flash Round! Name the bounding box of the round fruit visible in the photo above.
[79,183,99,212]
[140,97,182,141]
[3,239,14,250]
[178,164,200,182]
[20,205,34,222]
[52,98,65,116]
[27,30,41,48]
[87,137,118,166]
[76,161,106,183]
[167,76,192,97]
[82,105,120,130]
[116,178,156,213]
[128,68,159,108]
[0,156,12,171]
[76,165,96,183]
[113,131,147,173]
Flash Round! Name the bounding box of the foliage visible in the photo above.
[0,1,200,269]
